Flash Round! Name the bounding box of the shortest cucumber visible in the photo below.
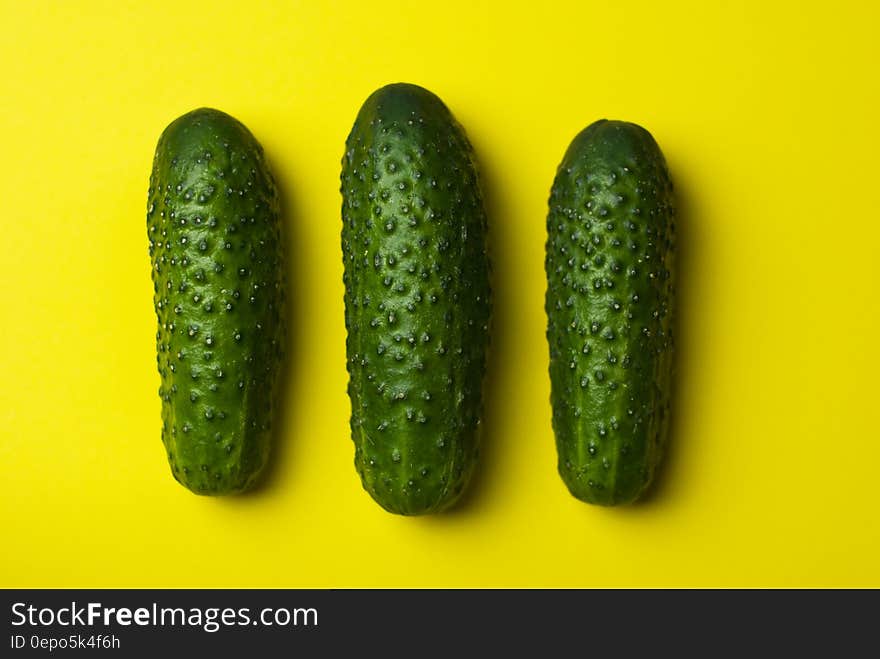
[147,108,286,495]
[545,119,676,505]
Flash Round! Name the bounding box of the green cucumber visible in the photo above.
[340,83,491,515]
[545,119,676,505]
[147,108,285,495]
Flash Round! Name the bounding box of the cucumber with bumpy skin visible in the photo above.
[545,119,675,505]
[341,83,491,515]
[147,108,285,495]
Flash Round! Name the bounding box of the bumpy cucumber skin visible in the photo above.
[545,120,675,505]
[341,83,491,515]
[148,108,285,495]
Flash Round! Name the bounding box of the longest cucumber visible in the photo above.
[545,120,676,505]
[341,83,491,515]
[147,108,285,495]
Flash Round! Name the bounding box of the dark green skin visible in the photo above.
[147,108,285,495]
[341,83,491,515]
[545,120,675,505]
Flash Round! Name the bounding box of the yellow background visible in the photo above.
[1,0,878,588]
